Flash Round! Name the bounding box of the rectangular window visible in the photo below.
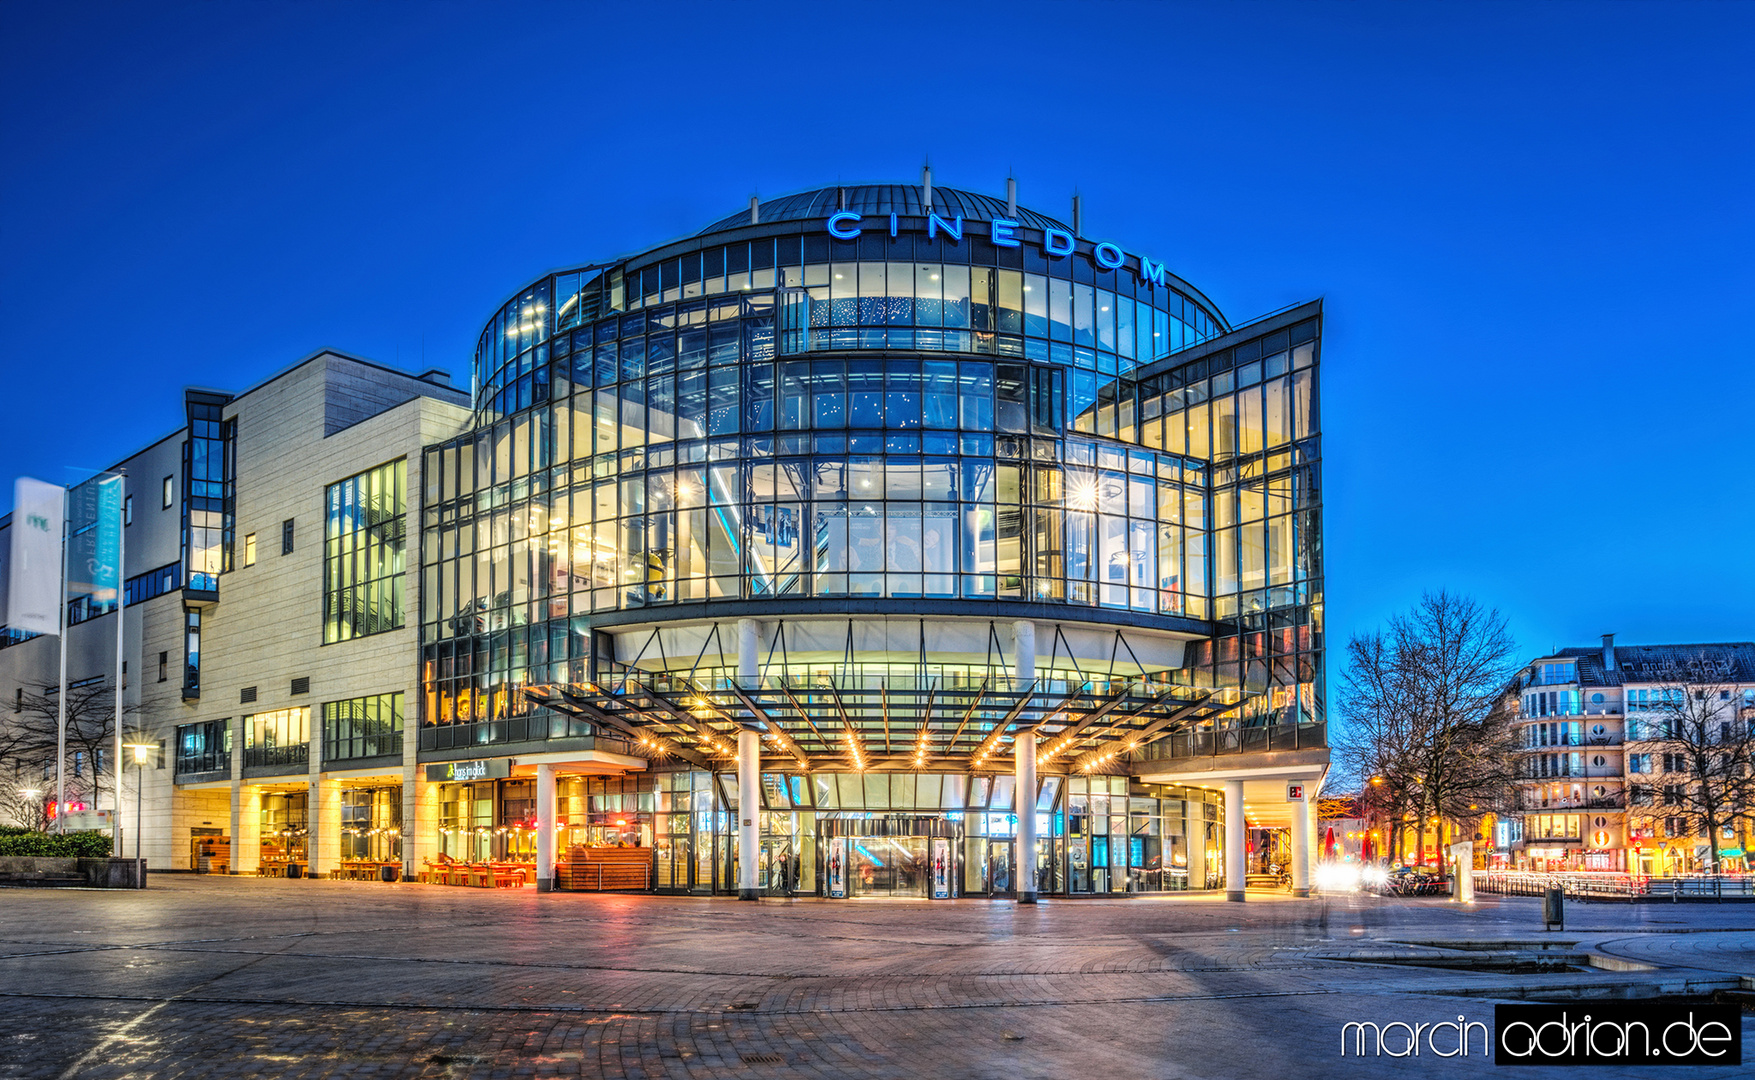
[322,692,404,761]
[282,518,295,555]
[243,533,256,567]
[174,720,231,774]
[323,458,407,643]
[1535,661,1577,686]
[124,495,133,526]
[242,707,310,768]
[158,650,168,683]
[182,607,201,699]
[162,476,174,509]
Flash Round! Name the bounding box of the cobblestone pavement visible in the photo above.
[1,878,1750,1079]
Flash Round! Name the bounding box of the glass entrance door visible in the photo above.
[847,836,928,897]
[963,838,1014,896]
[762,837,799,895]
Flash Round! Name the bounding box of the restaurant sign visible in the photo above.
[426,758,512,783]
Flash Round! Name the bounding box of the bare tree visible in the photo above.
[0,764,54,830]
[1336,590,1520,865]
[6,678,146,817]
[1628,682,1755,875]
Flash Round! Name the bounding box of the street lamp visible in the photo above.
[122,742,154,860]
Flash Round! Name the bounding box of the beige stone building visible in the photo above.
[1,352,469,873]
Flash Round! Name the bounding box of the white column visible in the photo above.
[1012,620,1036,688]
[1015,731,1038,903]
[228,717,244,872]
[1224,779,1246,902]
[1451,841,1475,903]
[1291,788,1311,897]
[737,619,761,689]
[535,763,556,892]
[738,727,761,900]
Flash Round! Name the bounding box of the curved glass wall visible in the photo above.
[425,211,1322,754]
[472,231,1225,423]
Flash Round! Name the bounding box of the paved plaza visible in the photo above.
[1,878,1751,1079]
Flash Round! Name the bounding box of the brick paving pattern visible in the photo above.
[1,877,1750,1078]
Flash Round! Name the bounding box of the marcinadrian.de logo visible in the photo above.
[1340,1003,1741,1066]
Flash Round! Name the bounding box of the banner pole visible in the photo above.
[55,486,69,834]
[113,474,126,856]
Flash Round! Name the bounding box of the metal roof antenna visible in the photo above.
[1006,174,1017,218]
[922,161,933,213]
[749,195,759,226]
[1072,191,1083,237]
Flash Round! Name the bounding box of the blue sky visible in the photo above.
[2,1,1750,657]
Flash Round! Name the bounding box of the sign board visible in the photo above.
[827,836,847,898]
[59,809,113,831]
[821,213,1173,288]
[930,837,951,899]
[425,758,512,783]
[1286,782,1306,802]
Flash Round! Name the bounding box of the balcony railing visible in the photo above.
[419,713,622,753]
[242,743,310,770]
[325,729,404,762]
[175,749,231,776]
[1519,793,1625,811]
[1135,720,1326,761]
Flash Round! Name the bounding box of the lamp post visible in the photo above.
[123,742,154,860]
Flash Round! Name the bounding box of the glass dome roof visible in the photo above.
[696,183,1072,236]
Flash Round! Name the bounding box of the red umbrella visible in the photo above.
[1323,826,1337,858]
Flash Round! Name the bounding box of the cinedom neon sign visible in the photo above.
[824,211,1172,287]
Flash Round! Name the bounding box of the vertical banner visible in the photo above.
[93,475,122,605]
[67,476,121,605]
[6,478,64,636]
[827,836,847,898]
[931,837,950,899]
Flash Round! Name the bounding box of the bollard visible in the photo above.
[1542,887,1564,931]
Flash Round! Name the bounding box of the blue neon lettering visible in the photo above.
[818,215,1167,282]
[927,212,964,241]
[827,212,863,239]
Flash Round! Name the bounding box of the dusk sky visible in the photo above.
[2,1,1749,659]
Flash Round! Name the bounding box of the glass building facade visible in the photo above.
[415,183,1325,896]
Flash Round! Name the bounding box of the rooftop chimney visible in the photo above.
[1006,176,1017,217]
[1072,193,1083,237]
[1602,633,1617,672]
[749,196,759,225]
[922,164,933,212]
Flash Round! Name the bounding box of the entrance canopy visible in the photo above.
[527,668,1247,773]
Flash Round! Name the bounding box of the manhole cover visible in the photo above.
[740,1053,785,1064]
